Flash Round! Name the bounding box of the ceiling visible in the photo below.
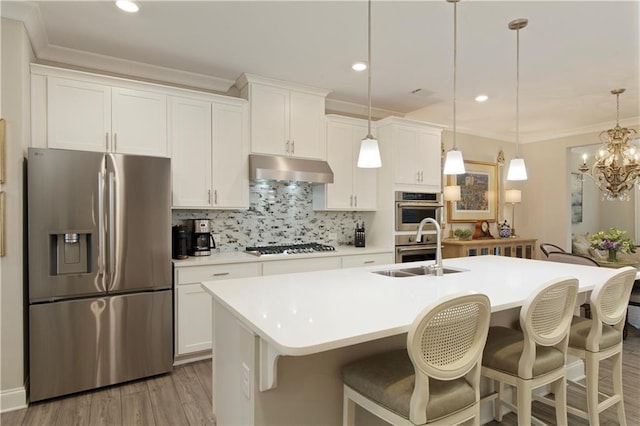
[3,1,639,143]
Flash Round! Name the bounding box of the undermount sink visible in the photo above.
[372,266,466,278]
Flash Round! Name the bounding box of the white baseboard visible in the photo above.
[173,352,212,366]
[0,386,27,414]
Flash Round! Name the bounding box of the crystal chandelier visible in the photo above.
[579,89,639,201]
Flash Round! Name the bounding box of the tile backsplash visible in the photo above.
[173,181,373,252]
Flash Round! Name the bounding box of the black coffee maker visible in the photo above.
[190,219,215,256]
[172,225,189,259]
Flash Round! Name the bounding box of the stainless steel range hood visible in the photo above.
[249,154,334,184]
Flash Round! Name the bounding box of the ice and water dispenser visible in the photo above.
[50,232,90,275]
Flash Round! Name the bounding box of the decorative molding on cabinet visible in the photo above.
[235,73,331,98]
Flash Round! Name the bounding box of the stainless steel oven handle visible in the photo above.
[396,202,443,208]
[396,245,437,253]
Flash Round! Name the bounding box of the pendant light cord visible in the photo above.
[515,26,520,157]
[452,0,457,150]
[366,0,373,138]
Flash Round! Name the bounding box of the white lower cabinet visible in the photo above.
[262,257,341,276]
[174,263,260,359]
[341,253,394,268]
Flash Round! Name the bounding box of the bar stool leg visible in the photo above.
[585,353,600,426]
[517,380,532,426]
[612,351,627,426]
[552,376,568,426]
[494,380,504,421]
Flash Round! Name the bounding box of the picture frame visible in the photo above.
[447,160,498,223]
[0,191,5,257]
[570,172,583,224]
[0,118,5,184]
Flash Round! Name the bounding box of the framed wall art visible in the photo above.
[447,160,498,223]
[570,172,583,224]
[0,118,5,184]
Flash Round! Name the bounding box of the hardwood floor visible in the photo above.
[2,327,638,426]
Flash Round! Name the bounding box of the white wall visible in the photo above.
[0,17,33,412]
[522,129,639,251]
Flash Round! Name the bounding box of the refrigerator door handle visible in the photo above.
[108,171,116,289]
[98,172,106,275]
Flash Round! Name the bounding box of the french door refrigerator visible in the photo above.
[27,148,173,402]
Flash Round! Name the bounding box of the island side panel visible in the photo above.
[212,299,256,426]
[254,333,407,426]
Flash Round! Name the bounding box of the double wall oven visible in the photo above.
[394,191,443,263]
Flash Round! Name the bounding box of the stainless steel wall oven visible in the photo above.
[395,191,443,232]
[395,234,438,263]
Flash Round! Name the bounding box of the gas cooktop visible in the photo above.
[245,243,336,256]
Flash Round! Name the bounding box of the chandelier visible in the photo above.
[579,89,639,201]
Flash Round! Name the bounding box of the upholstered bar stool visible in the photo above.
[342,292,491,425]
[481,277,578,426]
[563,266,635,426]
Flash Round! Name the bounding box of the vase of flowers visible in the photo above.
[589,227,636,262]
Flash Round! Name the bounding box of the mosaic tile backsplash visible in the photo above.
[173,181,373,252]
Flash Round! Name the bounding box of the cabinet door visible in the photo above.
[325,120,355,210]
[212,103,249,209]
[351,124,377,210]
[112,87,168,157]
[289,91,326,159]
[47,77,111,152]
[176,284,212,355]
[249,84,289,155]
[416,131,442,189]
[392,126,419,185]
[170,97,212,207]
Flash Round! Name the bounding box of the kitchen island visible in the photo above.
[201,255,627,425]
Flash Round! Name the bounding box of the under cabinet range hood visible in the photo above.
[249,154,334,184]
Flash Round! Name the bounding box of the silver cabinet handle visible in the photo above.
[354,195,358,207]
[214,189,218,204]
[291,140,295,154]
[416,171,420,182]
[364,260,375,264]
[113,133,118,152]
[212,272,229,277]
[208,189,212,204]
[285,141,290,154]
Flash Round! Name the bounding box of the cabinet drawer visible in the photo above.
[176,263,261,284]
[341,253,393,268]
[262,257,341,276]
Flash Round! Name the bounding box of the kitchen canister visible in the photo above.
[499,220,512,238]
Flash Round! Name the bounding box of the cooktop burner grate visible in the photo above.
[245,243,336,256]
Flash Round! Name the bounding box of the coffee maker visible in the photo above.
[190,219,216,256]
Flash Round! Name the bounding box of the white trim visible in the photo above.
[173,352,212,367]
[0,386,27,414]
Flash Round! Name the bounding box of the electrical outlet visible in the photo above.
[242,362,251,400]
[212,233,221,247]
[328,232,338,241]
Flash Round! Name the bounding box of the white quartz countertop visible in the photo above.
[173,245,392,267]
[201,256,631,357]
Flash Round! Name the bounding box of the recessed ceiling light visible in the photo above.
[475,94,489,102]
[352,62,367,72]
[116,0,139,13]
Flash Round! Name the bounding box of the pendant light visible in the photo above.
[357,0,382,168]
[443,0,465,175]
[506,18,528,181]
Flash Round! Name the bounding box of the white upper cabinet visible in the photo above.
[236,74,330,160]
[111,87,167,156]
[313,115,377,211]
[46,77,111,152]
[43,74,168,156]
[170,96,249,209]
[376,117,444,192]
[170,97,212,207]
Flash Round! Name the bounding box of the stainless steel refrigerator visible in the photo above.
[27,148,173,402]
